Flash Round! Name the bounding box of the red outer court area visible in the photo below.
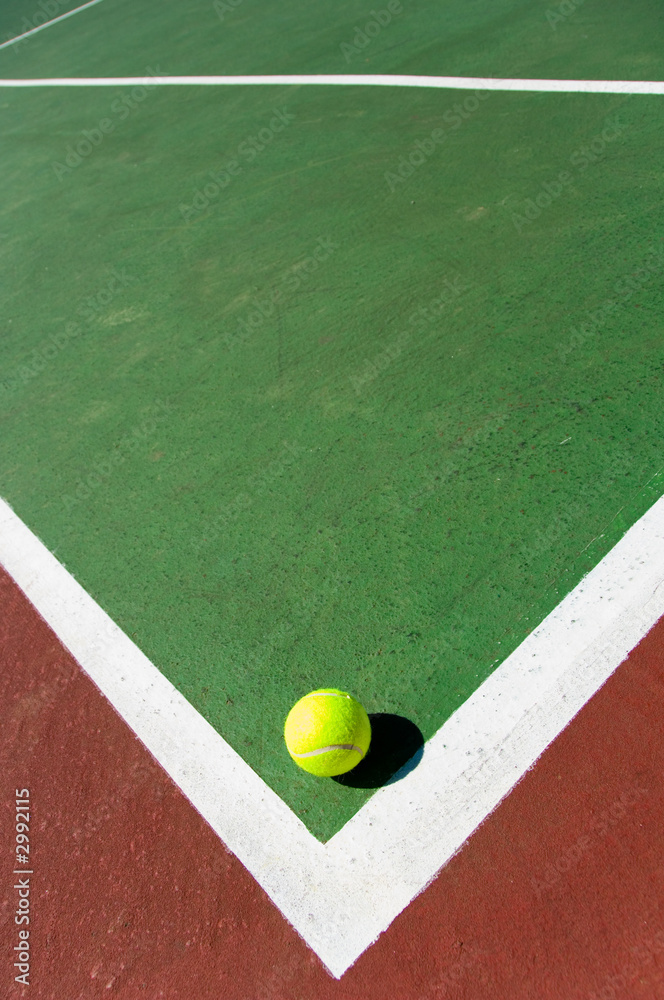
[1,564,663,999]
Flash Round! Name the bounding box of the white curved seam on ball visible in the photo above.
[291,744,365,758]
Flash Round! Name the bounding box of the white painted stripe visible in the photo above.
[292,744,364,758]
[1,493,664,977]
[0,0,107,53]
[0,74,663,94]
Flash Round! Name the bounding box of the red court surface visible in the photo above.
[1,564,663,999]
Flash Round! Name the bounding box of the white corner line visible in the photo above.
[0,74,663,94]
[0,0,107,53]
[1,494,664,977]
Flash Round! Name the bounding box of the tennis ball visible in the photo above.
[284,688,372,777]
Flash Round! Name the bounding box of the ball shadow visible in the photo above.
[332,713,424,789]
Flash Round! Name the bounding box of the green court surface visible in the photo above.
[2,0,664,80]
[1,0,664,841]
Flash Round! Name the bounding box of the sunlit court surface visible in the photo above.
[1,1,664,997]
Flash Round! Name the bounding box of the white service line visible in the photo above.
[0,73,663,94]
[1,493,664,978]
[0,0,107,53]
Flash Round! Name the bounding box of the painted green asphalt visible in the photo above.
[1,87,664,836]
[0,1,91,42]
[1,0,663,83]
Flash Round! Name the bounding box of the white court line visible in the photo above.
[0,0,107,53]
[0,74,663,93]
[1,494,664,976]
[1,19,662,981]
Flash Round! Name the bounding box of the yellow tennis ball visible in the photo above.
[284,689,372,777]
